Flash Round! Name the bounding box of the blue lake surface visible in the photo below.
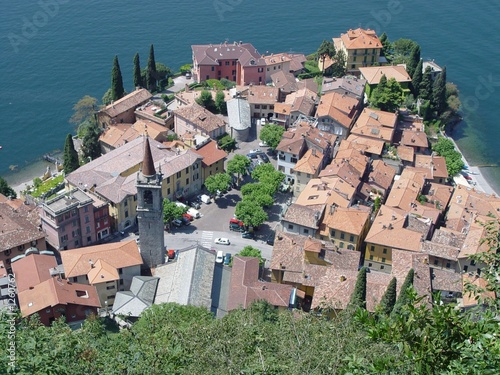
[1,0,499,191]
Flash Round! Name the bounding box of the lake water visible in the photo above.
[1,0,499,191]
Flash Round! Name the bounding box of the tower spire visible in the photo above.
[142,137,156,178]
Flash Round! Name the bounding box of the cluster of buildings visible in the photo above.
[1,28,494,326]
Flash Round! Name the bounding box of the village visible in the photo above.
[1,27,498,328]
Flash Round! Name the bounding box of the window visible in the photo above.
[339,242,344,248]
[288,224,294,230]
[434,259,439,265]
[118,268,123,275]
[167,188,171,195]
[254,104,260,109]
[225,61,230,66]
[258,67,263,73]
[211,67,215,71]
[84,206,89,213]
[340,232,345,240]
[262,105,267,109]
[446,262,451,269]
[72,277,78,282]
[470,260,476,266]
[351,64,355,69]
[463,265,468,272]
[330,230,336,237]
[349,235,354,242]
[120,279,124,285]
[106,285,115,290]
[4,249,11,256]
[167,177,170,184]
[303,229,309,234]
[232,70,236,75]
[86,226,91,234]
[382,258,386,263]
[176,172,181,178]
[144,190,153,205]
[380,265,385,270]
[186,178,189,185]
[296,172,301,176]
[382,248,387,254]
[73,219,77,227]
[125,211,129,218]
[369,255,374,260]
[185,167,189,174]
[206,75,209,80]
[291,157,297,163]
[370,245,375,252]
[368,263,373,267]
[353,56,356,62]
[17,244,25,251]
[74,240,79,247]
[85,216,90,224]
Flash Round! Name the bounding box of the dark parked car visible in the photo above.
[258,153,270,163]
[223,253,232,266]
[266,237,274,246]
[241,231,254,239]
[189,201,201,209]
[246,153,258,159]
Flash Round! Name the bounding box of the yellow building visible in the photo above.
[333,28,383,74]
[192,139,228,183]
[318,205,371,251]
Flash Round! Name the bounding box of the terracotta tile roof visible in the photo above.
[11,254,58,293]
[415,154,448,179]
[420,240,460,261]
[271,70,299,92]
[391,250,432,305]
[283,204,324,229]
[285,88,317,116]
[337,28,382,50]
[320,206,370,237]
[192,140,228,167]
[274,102,292,115]
[368,160,396,191]
[174,102,226,134]
[407,203,441,225]
[227,256,293,310]
[18,277,101,318]
[270,232,307,273]
[99,123,136,149]
[192,42,264,67]
[359,66,411,85]
[461,274,496,307]
[87,259,119,284]
[351,108,397,143]
[66,137,202,204]
[397,145,415,163]
[400,167,428,187]
[431,268,462,293]
[458,222,490,259]
[425,183,454,210]
[315,91,360,128]
[293,149,323,175]
[288,53,307,71]
[333,148,370,175]
[340,134,384,156]
[236,85,279,105]
[319,159,362,188]
[321,76,366,97]
[385,178,420,211]
[365,205,429,251]
[61,240,142,279]
[99,89,152,118]
[295,177,355,208]
[263,53,292,65]
[400,129,429,149]
[0,198,44,253]
[276,123,333,155]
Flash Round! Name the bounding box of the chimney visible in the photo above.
[88,259,94,268]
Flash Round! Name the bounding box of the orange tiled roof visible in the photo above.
[320,206,370,237]
[397,145,415,163]
[351,108,397,143]
[293,149,323,175]
[315,92,359,129]
[192,140,228,167]
[11,254,58,293]
[400,129,429,149]
[415,154,448,179]
[333,148,370,175]
[99,89,152,118]
[340,134,384,156]
[359,66,411,85]
[337,28,382,50]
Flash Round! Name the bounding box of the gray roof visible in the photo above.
[153,245,215,308]
[112,276,159,317]
[43,188,93,216]
[192,43,265,67]
[227,97,251,130]
[321,76,366,97]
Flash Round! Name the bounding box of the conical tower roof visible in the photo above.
[142,137,156,178]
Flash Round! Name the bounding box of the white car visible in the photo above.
[249,148,262,154]
[258,141,268,147]
[214,237,230,245]
[215,250,224,263]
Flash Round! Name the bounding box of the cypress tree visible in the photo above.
[432,66,447,115]
[378,277,397,316]
[63,134,79,174]
[349,267,367,310]
[0,177,17,199]
[419,66,433,101]
[111,55,125,101]
[133,52,142,88]
[80,122,102,162]
[406,45,421,77]
[146,44,157,92]
[411,59,423,97]
[391,268,414,318]
[379,32,391,60]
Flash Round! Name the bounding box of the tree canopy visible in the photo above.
[431,136,464,176]
[162,198,187,224]
[63,134,79,174]
[316,40,336,72]
[259,124,285,150]
[370,76,403,112]
[235,199,268,227]
[195,90,216,113]
[411,59,423,97]
[204,173,231,195]
[227,155,250,182]
[217,134,236,152]
[0,177,16,199]
[237,245,265,266]
[406,45,421,77]
[215,90,227,115]
[348,267,367,310]
[79,121,102,162]
[69,96,98,126]
[432,66,447,115]
[133,52,142,88]
[110,55,125,101]
[419,66,433,101]
[146,44,157,92]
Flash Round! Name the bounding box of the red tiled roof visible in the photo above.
[192,140,228,167]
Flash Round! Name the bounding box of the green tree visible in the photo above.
[217,134,236,151]
[146,44,157,92]
[235,199,268,227]
[133,52,142,88]
[391,268,414,318]
[215,91,227,115]
[391,38,418,64]
[251,164,285,194]
[227,155,250,182]
[377,277,397,316]
[259,124,285,150]
[348,267,367,310]
[379,32,392,59]
[179,63,192,74]
[241,182,275,198]
[411,59,423,97]
[80,122,102,162]
[63,134,79,174]
[432,136,464,176]
[195,90,216,112]
[419,66,433,101]
[0,177,16,199]
[237,245,265,266]
[406,45,421,77]
[371,76,402,112]
[69,95,98,126]
[317,40,336,72]
[373,196,381,212]
[162,199,187,225]
[102,88,113,106]
[111,55,125,101]
[432,66,447,115]
[204,173,231,195]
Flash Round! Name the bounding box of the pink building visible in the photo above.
[192,42,266,85]
[40,189,110,251]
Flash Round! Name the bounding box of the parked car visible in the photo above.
[185,72,192,79]
[258,141,268,147]
[215,237,230,245]
[246,153,258,159]
[250,148,262,154]
[189,201,201,209]
[172,219,183,227]
[266,237,274,246]
[200,194,211,204]
[187,208,201,219]
[258,154,270,163]
[216,250,224,263]
[181,217,191,226]
[183,213,193,221]
[223,253,232,266]
[241,231,254,239]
